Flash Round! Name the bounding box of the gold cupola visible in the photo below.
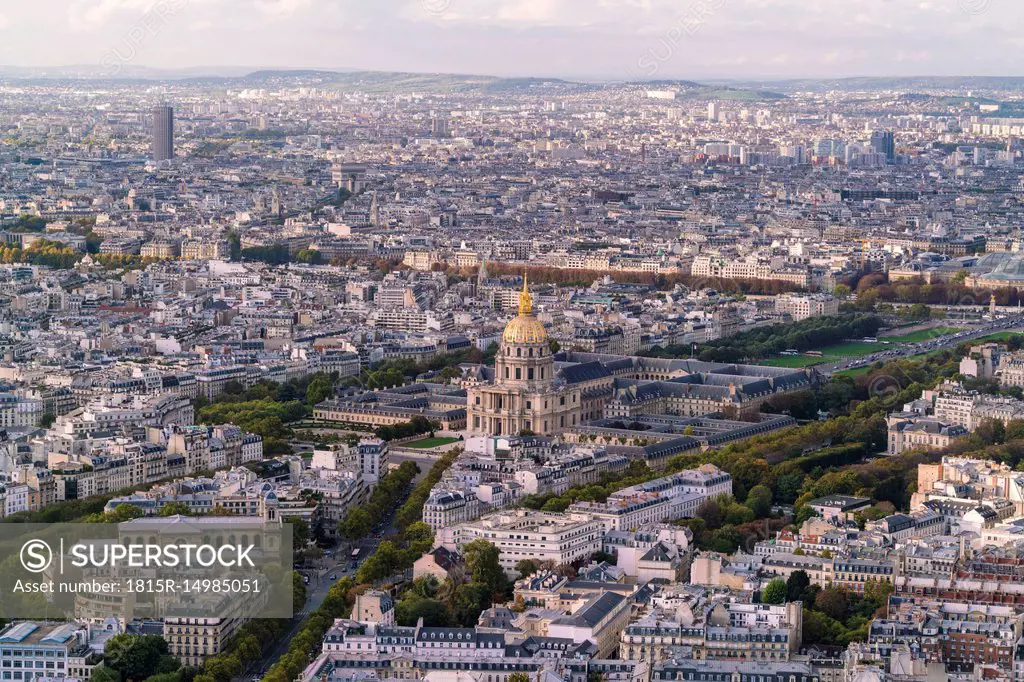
[502,275,547,344]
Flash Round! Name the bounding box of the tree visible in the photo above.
[144,674,182,682]
[305,376,334,407]
[339,507,373,541]
[863,579,893,606]
[287,517,311,548]
[746,484,773,519]
[235,635,261,664]
[104,634,170,682]
[448,582,491,627]
[509,674,531,682]
[437,366,463,383]
[786,570,811,602]
[404,522,435,549]
[696,498,725,529]
[814,586,850,621]
[100,504,145,523]
[93,667,121,682]
[204,654,241,682]
[463,539,507,596]
[515,559,539,579]
[159,501,193,517]
[761,578,787,605]
[395,596,449,626]
[408,575,440,599]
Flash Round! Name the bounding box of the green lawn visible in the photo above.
[760,341,886,368]
[834,365,875,378]
[403,437,459,449]
[966,331,1018,344]
[881,327,965,343]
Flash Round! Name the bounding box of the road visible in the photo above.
[815,316,1024,376]
[243,557,350,681]
[239,450,438,681]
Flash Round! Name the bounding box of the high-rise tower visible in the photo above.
[153,105,174,161]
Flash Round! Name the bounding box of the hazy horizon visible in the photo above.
[0,0,1019,82]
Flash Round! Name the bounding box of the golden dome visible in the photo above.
[502,276,547,344]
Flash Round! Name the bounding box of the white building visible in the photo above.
[440,509,604,575]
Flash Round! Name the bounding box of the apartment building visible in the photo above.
[0,622,105,682]
[440,509,604,575]
[773,293,840,321]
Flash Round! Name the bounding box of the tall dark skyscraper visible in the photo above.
[152,105,174,161]
[870,130,895,163]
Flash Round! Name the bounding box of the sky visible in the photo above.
[1,0,1022,80]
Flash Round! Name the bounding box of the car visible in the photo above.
[330,574,337,580]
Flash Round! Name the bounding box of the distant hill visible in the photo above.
[709,76,1024,93]
[0,66,781,100]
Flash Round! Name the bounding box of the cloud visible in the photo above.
[0,0,1018,78]
[68,0,163,31]
[254,0,311,17]
[0,13,9,30]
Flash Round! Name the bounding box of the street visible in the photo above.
[815,316,1024,376]
[238,450,438,682]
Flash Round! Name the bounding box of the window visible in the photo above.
[515,368,521,379]
[528,368,534,380]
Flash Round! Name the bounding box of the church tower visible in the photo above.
[495,277,554,390]
[467,275,584,436]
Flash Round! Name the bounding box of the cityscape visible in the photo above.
[5,4,1024,682]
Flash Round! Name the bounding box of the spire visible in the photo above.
[519,273,533,316]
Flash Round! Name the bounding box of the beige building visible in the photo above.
[468,279,588,436]
[886,415,968,456]
[774,293,840,321]
[441,509,604,576]
[163,618,241,667]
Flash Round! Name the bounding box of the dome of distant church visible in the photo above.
[503,316,547,344]
[502,278,547,345]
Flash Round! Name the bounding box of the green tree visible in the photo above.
[786,570,811,602]
[204,654,241,682]
[761,578,787,605]
[159,501,194,517]
[287,517,311,548]
[305,376,334,407]
[104,634,170,682]
[463,539,506,596]
[93,504,145,523]
[515,559,540,579]
[395,596,449,626]
[408,575,440,599]
[746,484,773,519]
[93,667,121,682]
[339,507,373,541]
[235,635,262,664]
[144,673,182,682]
[814,586,850,621]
